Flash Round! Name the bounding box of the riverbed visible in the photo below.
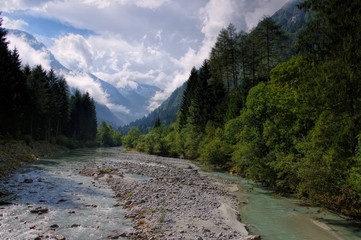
[0,148,360,240]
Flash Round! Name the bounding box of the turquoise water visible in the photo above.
[203,171,361,240]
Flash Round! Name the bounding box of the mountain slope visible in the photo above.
[120,82,186,134]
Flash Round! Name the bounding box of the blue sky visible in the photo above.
[1,0,289,111]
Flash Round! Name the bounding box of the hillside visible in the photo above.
[120,82,186,134]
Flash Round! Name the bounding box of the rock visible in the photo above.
[30,207,49,214]
[50,224,59,229]
[0,200,11,205]
[70,223,81,228]
[246,235,261,240]
[55,235,66,240]
[107,233,120,239]
[56,199,67,204]
[24,179,33,183]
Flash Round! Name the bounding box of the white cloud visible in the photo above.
[135,0,170,9]
[51,34,94,71]
[6,32,52,70]
[0,0,52,12]
[2,16,28,30]
[106,103,130,114]
[61,70,130,114]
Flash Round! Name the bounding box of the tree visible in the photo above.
[178,67,199,129]
[210,23,241,92]
[69,90,97,142]
[0,15,28,138]
[122,127,140,148]
[253,17,289,81]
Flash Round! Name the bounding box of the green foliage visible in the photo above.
[199,128,232,167]
[122,127,141,149]
[97,121,122,147]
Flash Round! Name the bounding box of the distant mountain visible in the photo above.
[8,29,67,70]
[271,0,311,47]
[120,82,186,134]
[7,29,160,127]
[94,102,124,127]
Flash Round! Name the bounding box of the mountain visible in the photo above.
[271,0,311,47]
[120,82,186,134]
[6,29,160,127]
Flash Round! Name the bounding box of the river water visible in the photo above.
[0,148,132,240]
[206,172,361,240]
[1,148,360,240]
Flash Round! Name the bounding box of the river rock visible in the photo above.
[55,234,66,240]
[107,233,120,239]
[30,207,49,214]
[24,179,33,183]
[246,235,261,240]
[50,224,59,230]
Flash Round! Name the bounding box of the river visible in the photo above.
[206,172,361,240]
[0,148,360,239]
[0,148,132,240]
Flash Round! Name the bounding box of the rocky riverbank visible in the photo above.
[80,151,260,240]
[0,141,68,178]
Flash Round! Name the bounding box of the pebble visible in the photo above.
[79,152,247,240]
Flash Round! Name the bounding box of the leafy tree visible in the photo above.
[122,127,141,148]
[97,121,114,146]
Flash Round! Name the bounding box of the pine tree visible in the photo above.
[178,67,199,129]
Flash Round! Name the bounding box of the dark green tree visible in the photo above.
[178,67,199,129]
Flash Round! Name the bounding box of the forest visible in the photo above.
[122,0,361,219]
[0,15,101,148]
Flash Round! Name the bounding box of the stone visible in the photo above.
[246,235,261,240]
[107,233,120,239]
[55,235,66,240]
[50,224,59,229]
[30,207,49,214]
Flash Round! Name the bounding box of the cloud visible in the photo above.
[135,0,170,9]
[61,70,130,114]
[6,32,52,70]
[51,33,94,71]
[2,16,28,30]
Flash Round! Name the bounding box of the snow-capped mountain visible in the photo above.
[6,29,160,126]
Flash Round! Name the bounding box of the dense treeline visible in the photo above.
[122,0,361,218]
[0,15,97,148]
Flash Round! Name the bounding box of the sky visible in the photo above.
[1,0,289,112]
